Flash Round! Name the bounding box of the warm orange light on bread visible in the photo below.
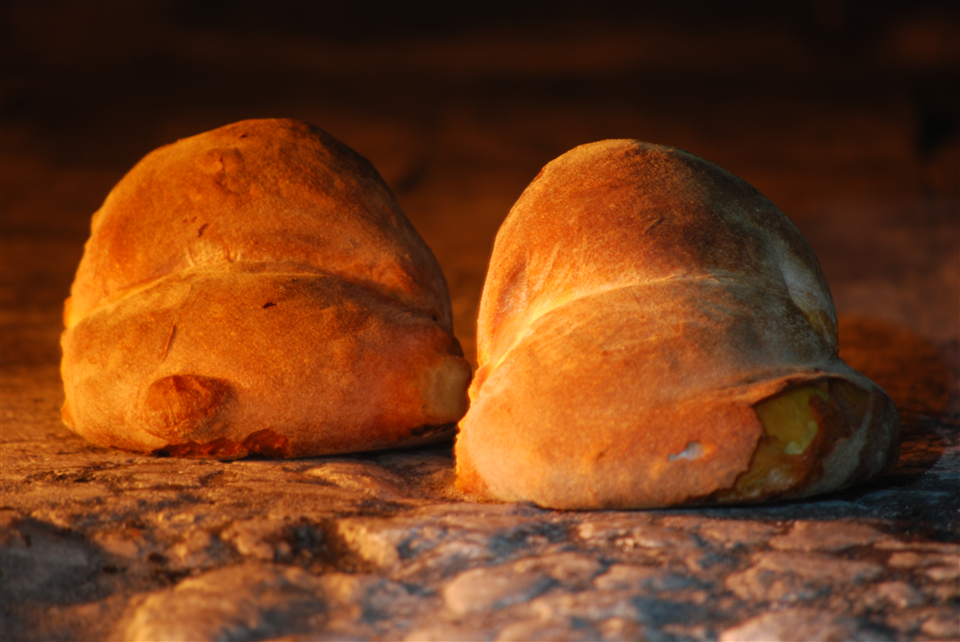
[61,119,470,458]
[455,140,901,509]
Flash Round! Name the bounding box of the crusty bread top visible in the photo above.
[65,119,451,331]
[458,140,899,509]
[476,140,837,377]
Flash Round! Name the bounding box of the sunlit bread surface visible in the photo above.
[455,140,900,509]
[61,119,470,458]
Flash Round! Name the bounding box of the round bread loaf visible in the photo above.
[61,119,471,458]
[455,140,901,509]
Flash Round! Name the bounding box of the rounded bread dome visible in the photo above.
[66,118,451,331]
[61,119,470,459]
[456,140,900,509]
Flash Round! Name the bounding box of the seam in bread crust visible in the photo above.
[480,272,833,391]
[66,261,434,330]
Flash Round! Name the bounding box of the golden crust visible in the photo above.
[61,119,470,458]
[455,140,900,509]
[66,119,450,331]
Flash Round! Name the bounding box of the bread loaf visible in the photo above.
[61,119,471,458]
[455,140,900,509]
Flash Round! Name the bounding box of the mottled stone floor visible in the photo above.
[2,3,958,640]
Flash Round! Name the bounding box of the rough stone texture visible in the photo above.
[719,607,896,642]
[2,3,958,641]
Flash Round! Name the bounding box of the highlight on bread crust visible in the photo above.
[455,140,901,509]
[61,119,471,458]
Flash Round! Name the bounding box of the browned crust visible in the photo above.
[456,140,901,509]
[475,141,838,374]
[66,119,451,331]
[63,269,469,457]
[61,119,470,458]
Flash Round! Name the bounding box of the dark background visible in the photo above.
[0,6,960,640]
[2,0,958,380]
[1,6,958,639]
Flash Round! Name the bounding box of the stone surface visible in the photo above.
[719,607,895,642]
[768,520,888,551]
[443,565,554,616]
[2,2,959,641]
[120,564,327,642]
[725,551,885,603]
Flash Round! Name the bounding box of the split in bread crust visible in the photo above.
[455,140,901,509]
[61,119,471,458]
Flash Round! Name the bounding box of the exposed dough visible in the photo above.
[455,140,900,509]
[61,119,471,458]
